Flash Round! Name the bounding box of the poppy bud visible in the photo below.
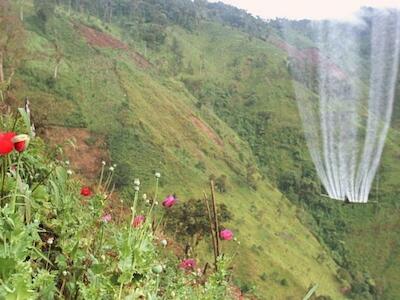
[12,134,30,153]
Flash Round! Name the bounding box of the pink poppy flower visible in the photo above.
[101,213,112,223]
[219,229,233,241]
[132,215,145,228]
[162,195,176,208]
[179,258,196,271]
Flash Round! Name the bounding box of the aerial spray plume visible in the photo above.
[283,9,400,203]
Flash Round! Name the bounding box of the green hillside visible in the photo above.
[1,0,400,299]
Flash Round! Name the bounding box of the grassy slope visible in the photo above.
[8,7,347,299]
[341,128,400,299]
[171,22,400,299]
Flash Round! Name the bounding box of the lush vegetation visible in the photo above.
[1,0,400,299]
[0,109,237,299]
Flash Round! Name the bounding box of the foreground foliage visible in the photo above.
[0,111,233,299]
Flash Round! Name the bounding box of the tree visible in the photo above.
[34,0,56,26]
[52,41,63,80]
[0,0,25,100]
[215,174,228,193]
[171,37,183,75]
[246,163,258,190]
[18,0,25,21]
[278,171,298,193]
[164,199,232,248]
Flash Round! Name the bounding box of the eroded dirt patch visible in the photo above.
[190,114,223,147]
[270,36,347,80]
[42,126,108,180]
[76,24,151,69]
[76,24,127,49]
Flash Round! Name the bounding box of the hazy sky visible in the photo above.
[209,0,400,20]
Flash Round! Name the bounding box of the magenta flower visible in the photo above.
[132,215,145,228]
[101,213,112,223]
[162,195,177,208]
[219,229,233,241]
[179,258,196,271]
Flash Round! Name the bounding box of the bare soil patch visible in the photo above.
[42,126,108,180]
[190,114,224,147]
[76,24,151,69]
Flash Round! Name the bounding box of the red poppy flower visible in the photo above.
[80,186,92,197]
[0,132,16,155]
[12,134,29,153]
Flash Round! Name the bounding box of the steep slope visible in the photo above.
[3,4,349,299]
[167,18,400,299]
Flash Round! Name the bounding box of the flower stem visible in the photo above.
[147,177,159,217]
[31,166,55,193]
[129,189,139,238]
[11,153,22,213]
[203,191,218,271]
[210,180,220,263]
[97,163,105,192]
[96,224,104,255]
[0,156,6,202]
[118,283,123,300]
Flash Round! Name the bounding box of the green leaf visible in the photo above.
[17,108,32,137]
[0,257,17,280]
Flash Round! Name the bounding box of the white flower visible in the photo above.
[134,178,140,186]
[47,237,54,245]
[154,201,159,206]
[142,193,147,200]
[67,170,73,175]
[113,164,117,168]
[109,166,114,172]
[62,270,68,276]
[155,172,161,178]
[161,239,168,247]
[65,160,70,165]
[102,161,106,166]
[134,186,139,191]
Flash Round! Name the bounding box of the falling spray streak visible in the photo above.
[283,9,400,203]
[356,11,400,202]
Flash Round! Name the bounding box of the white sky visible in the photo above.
[209,0,400,20]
